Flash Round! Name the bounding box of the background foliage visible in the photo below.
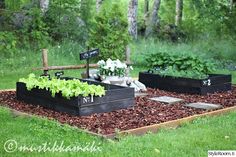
[0,0,235,82]
[88,2,130,60]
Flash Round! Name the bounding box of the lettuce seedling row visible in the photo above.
[16,78,134,116]
[139,72,232,95]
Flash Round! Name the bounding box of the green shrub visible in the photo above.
[146,52,215,79]
[87,2,130,61]
[19,7,50,48]
[0,31,17,56]
[44,0,88,42]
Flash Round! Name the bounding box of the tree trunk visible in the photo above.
[144,0,149,15]
[39,0,49,14]
[125,46,131,64]
[144,0,149,33]
[175,0,183,26]
[145,0,161,37]
[96,0,103,13]
[230,0,236,11]
[128,0,138,40]
[0,0,5,9]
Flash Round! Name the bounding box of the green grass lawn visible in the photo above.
[0,106,236,157]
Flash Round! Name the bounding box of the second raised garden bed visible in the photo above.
[16,79,134,116]
[139,72,232,95]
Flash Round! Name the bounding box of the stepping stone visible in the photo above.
[135,92,148,97]
[185,102,222,110]
[149,96,184,104]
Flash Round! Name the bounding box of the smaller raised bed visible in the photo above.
[139,72,232,95]
[16,79,134,116]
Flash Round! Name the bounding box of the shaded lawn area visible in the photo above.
[0,106,236,157]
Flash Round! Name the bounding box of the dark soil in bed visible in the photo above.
[0,87,236,135]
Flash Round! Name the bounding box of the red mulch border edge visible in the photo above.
[1,89,236,139]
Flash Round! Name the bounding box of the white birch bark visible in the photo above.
[96,0,103,13]
[128,0,138,39]
[175,0,183,26]
[145,0,161,37]
[40,0,49,14]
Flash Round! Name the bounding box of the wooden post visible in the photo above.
[86,47,90,78]
[42,49,49,76]
[86,59,90,78]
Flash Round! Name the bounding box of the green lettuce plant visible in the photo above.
[19,74,105,99]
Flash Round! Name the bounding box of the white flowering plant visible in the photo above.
[97,58,133,77]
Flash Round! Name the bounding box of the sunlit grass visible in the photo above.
[0,106,236,157]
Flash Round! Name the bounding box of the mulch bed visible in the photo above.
[0,87,236,135]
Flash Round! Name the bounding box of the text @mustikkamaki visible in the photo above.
[4,139,102,153]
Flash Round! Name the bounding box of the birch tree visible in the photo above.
[144,0,149,33]
[145,0,161,37]
[128,0,138,39]
[96,0,103,13]
[39,0,49,14]
[175,0,183,26]
[230,0,236,11]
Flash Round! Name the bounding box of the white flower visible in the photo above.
[129,66,133,70]
[110,65,115,72]
[106,58,113,65]
[103,65,109,69]
[115,60,123,68]
[97,60,105,66]
[98,58,129,76]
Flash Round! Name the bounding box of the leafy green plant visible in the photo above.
[0,31,17,56]
[146,52,215,79]
[146,52,215,73]
[87,2,130,61]
[19,74,105,99]
[20,7,50,48]
[44,0,87,42]
[152,66,209,79]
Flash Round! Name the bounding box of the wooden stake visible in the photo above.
[42,49,49,75]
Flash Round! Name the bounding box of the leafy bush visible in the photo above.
[19,7,50,48]
[88,3,130,61]
[0,31,17,56]
[146,52,215,79]
[152,67,209,79]
[19,74,105,99]
[158,24,186,42]
[44,0,88,42]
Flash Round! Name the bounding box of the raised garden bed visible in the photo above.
[16,79,134,116]
[1,86,235,137]
[139,72,232,95]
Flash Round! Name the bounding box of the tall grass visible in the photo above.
[0,41,86,89]
[130,38,236,65]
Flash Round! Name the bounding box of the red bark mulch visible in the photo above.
[0,87,236,135]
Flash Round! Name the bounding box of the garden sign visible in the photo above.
[80,49,99,78]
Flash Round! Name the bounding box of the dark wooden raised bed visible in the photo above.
[139,72,232,95]
[16,79,134,116]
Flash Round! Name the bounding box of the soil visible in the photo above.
[0,87,235,135]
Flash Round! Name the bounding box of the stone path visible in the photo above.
[185,102,222,110]
[149,96,183,104]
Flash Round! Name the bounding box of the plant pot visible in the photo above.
[105,76,125,85]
